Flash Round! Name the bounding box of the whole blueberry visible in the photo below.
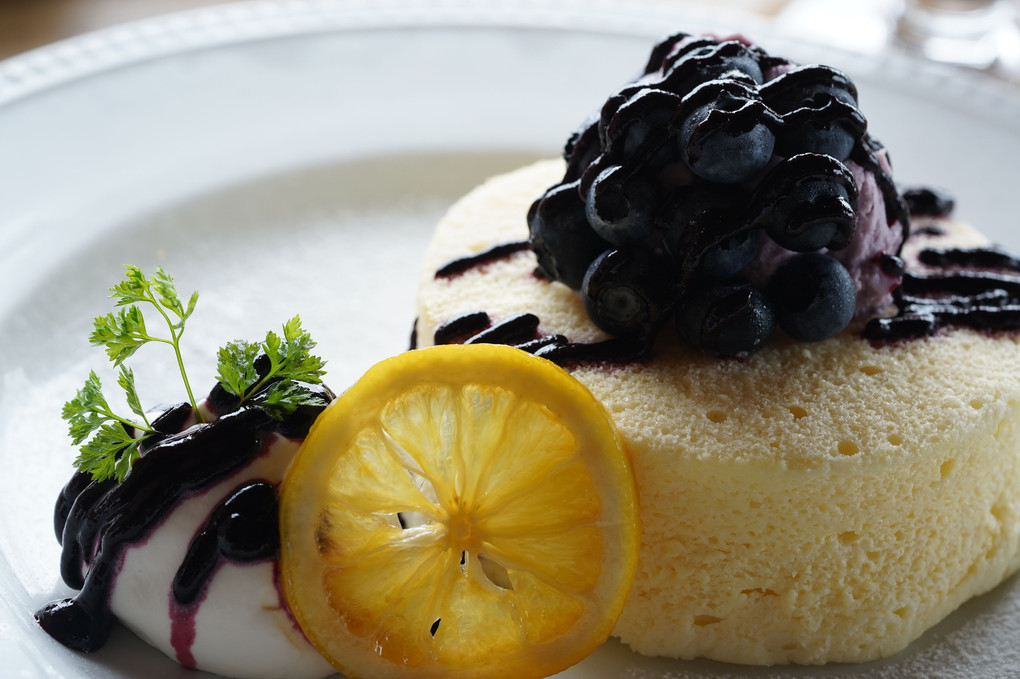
[698,229,761,279]
[563,113,601,182]
[675,280,775,357]
[661,40,765,96]
[528,180,610,289]
[585,165,658,246]
[769,253,856,341]
[581,249,675,338]
[751,154,858,253]
[677,81,776,184]
[603,88,681,163]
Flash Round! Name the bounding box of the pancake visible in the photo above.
[415,159,1020,665]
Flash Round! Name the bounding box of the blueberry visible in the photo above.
[761,65,865,161]
[675,280,775,357]
[676,80,777,184]
[769,253,856,341]
[563,113,601,183]
[660,40,765,96]
[598,84,646,147]
[528,180,610,289]
[699,229,761,279]
[603,88,681,163]
[585,165,658,245]
[751,153,858,252]
[777,122,859,161]
[660,184,752,279]
[643,31,692,75]
[581,249,676,337]
[761,65,859,110]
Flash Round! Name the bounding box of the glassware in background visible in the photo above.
[896,0,1018,68]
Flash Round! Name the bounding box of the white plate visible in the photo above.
[1,1,1019,678]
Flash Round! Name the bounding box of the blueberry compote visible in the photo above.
[529,32,910,357]
[35,373,332,655]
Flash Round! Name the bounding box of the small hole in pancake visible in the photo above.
[693,615,724,626]
[430,618,441,636]
[969,398,984,410]
[859,365,882,376]
[939,459,956,480]
[837,440,859,456]
[888,433,903,446]
[788,405,808,420]
[706,409,727,423]
[893,607,909,619]
[838,531,859,545]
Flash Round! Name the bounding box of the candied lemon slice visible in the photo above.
[279,343,638,679]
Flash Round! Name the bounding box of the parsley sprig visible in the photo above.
[62,265,326,483]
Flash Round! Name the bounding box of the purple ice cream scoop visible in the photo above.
[745,150,906,320]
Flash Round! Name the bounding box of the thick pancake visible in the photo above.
[415,160,1020,664]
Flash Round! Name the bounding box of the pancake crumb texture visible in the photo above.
[416,160,1020,665]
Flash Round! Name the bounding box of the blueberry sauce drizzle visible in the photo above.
[902,186,955,217]
[36,380,331,655]
[172,482,280,606]
[434,240,531,279]
[918,247,1020,271]
[169,481,280,668]
[432,312,651,366]
[865,209,1020,339]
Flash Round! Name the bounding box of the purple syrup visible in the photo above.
[169,600,198,669]
[172,482,279,606]
[918,247,1020,272]
[168,481,279,666]
[36,382,331,654]
[434,240,530,279]
[433,311,492,345]
[902,186,955,217]
[863,197,1020,339]
[431,310,651,367]
[465,313,540,345]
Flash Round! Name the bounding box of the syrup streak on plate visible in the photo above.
[1,1,1019,677]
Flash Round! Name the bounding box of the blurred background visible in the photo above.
[0,0,253,59]
[1,0,1019,81]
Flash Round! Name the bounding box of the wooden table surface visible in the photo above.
[0,0,787,62]
[0,0,248,60]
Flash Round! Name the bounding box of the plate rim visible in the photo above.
[2,0,1019,129]
[2,2,1020,679]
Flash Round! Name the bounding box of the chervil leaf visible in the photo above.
[216,316,326,410]
[215,340,261,398]
[62,371,113,445]
[117,366,149,425]
[259,381,325,420]
[73,423,141,482]
[275,315,326,384]
[90,306,150,366]
[109,265,151,306]
[66,265,329,484]
[150,267,198,328]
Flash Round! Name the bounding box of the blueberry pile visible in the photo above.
[529,33,892,357]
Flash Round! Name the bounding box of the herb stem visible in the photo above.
[105,409,155,435]
[148,290,205,423]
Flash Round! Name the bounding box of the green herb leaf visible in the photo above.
[66,266,327,484]
[215,340,261,398]
[215,315,326,414]
[73,422,141,483]
[117,366,150,427]
[260,381,326,420]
